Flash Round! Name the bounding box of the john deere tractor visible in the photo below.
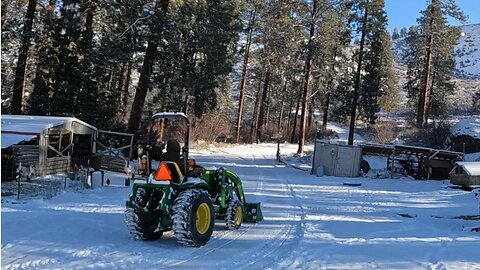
[125,112,263,247]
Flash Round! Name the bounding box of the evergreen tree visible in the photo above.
[404,0,465,126]
[127,0,170,135]
[28,1,58,115]
[392,27,399,39]
[2,0,36,112]
[358,0,397,124]
[235,1,258,143]
[315,2,352,130]
[11,0,36,114]
[377,35,399,114]
[342,0,395,144]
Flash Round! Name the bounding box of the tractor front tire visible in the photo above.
[226,199,243,230]
[125,208,163,241]
[125,188,162,241]
[172,189,214,247]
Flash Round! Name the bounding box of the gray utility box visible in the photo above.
[312,142,362,177]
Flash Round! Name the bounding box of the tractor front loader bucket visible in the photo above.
[243,202,263,222]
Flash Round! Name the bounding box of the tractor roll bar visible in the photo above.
[151,112,190,179]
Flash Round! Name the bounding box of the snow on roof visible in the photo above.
[1,133,38,148]
[1,115,97,149]
[456,162,480,176]
[1,115,96,134]
[152,112,188,119]
[452,118,480,139]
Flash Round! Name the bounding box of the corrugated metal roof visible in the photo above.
[1,115,96,133]
[1,115,97,149]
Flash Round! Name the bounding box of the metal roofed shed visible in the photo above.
[1,115,97,180]
[450,162,480,188]
[312,142,362,177]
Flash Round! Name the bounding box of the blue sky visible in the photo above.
[384,0,480,32]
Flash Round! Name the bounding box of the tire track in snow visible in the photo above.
[213,152,306,269]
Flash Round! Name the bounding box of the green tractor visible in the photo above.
[125,112,263,247]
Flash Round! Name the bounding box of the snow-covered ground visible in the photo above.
[2,142,480,270]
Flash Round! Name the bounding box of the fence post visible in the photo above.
[16,161,22,200]
[65,151,71,189]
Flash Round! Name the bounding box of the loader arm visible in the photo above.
[219,168,263,223]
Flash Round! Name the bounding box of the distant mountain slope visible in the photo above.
[455,24,480,78]
[393,23,480,79]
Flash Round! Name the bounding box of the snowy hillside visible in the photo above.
[455,24,480,79]
[393,23,480,79]
[452,117,480,139]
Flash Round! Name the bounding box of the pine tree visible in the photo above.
[347,0,369,145]
[235,3,257,143]
[377,35,399,114]
[358,0,397,124]
[314,2,351,130]
[340,0,395,144]
[28,1,57,115]
[127,0,170,135]
[2,0,37,112]
[191,0,241,118]
[10,0,36,114]
[405,0,465,127]
[392,27,399,40]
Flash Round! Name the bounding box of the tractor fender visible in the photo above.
[177,178,209,193]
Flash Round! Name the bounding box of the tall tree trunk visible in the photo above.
[277,82,287,134]
[427,70,436,119]
[1,1,7,27]
[322,92,331,129]
[250,72,264,142]
[256,67,271,141]
[308,91,316,131]
[127,0,169,135]
[84,0,97,42]
[286,87,295,132]
[290,94,301,143]
[348,3,368,146]
[278,100,285,134]
[235,8,256,143]
[417,0,437,128]
[183,93,189,114]
[322,49,338,129]
[10,0,37,115]
[297,0,318,154]
[119,61,132,120]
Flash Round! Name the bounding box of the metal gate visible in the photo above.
[93,130,134,173]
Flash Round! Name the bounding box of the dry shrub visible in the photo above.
[190,111,233,144]
[372,121,397,144]
[316,126,338,140]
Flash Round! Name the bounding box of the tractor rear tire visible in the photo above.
[226,199,243,230]
[172,189,214,247]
